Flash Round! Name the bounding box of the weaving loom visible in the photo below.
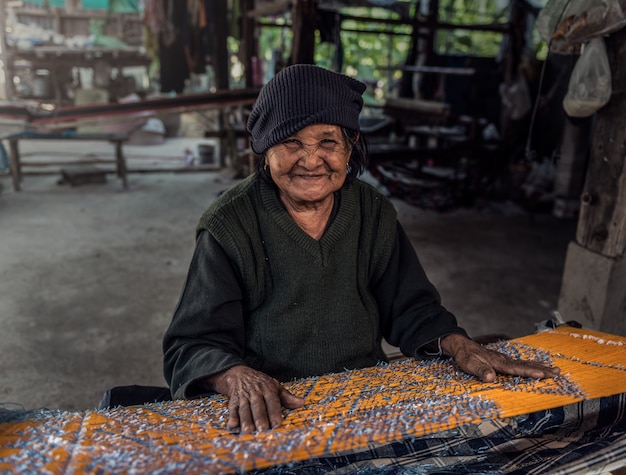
[2,326,626,474]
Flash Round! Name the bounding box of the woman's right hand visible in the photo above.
[205,365,305,434]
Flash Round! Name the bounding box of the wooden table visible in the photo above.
[5,129,139,191]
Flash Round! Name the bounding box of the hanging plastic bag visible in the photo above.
[499,75,532,120]
[537,0,569,42]
[562,37,612,118]
[537,0,626,51]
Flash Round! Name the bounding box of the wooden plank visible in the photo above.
[576,29,626,258]
[245,0,291,17]
[0,89,258,127]
[290,0,317,65]
[60,166,107,186]
[337,12,511,33]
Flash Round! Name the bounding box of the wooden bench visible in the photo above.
[5,130,134,191]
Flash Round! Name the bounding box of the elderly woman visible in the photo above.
[163,64,559,434]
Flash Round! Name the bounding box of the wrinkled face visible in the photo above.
[265,124,353,206]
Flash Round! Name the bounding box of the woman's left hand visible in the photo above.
[440,333,561,382]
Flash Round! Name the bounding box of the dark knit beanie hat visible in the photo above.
[247,64,366,155]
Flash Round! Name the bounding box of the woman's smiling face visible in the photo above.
[265,124,352,206]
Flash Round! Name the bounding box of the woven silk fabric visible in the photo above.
[1,327,626,474]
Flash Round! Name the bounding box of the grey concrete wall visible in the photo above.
[558,241,626,336]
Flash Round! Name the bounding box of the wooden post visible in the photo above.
[290,0,317,65]
[0,0,12,101]
[8,137,21,191]
[575,38,626,258]
[210,0,230,91]
[205,0,233,169]
[114,140,128,190]
[240,0,256,89]
[398,2,425,99]
[558,29,626,336]
[499,1,527,150]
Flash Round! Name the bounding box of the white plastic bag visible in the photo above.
[537,0,626,51]
[562,37,612,118]
[499,75,532,120]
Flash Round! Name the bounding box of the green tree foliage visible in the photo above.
[252,1,546,93]
[254,2,506,93]
[437,0,508,56]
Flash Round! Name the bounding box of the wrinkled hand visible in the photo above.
[440,333,561,382]
[205,365,305,434]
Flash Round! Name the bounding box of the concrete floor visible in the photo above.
[0,138,577,411]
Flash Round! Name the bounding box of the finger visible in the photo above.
[227,399,241,432]
[475,347,561,380]
[469,360,497,383]
[545,365,561,377]
[264,392,286,429]
[237,400,257,434]
[452,336,562,382]
[280,388,305,409]
[453,348,497,382]
[249,395,272,432]
[493,358,561,379]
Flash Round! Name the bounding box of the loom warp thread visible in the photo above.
[0,338,596,474]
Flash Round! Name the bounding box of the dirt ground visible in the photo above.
[0,139,577,411]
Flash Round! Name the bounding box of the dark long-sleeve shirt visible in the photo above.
[164,224,466,398]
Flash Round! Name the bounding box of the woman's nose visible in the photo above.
[298,150,324,169]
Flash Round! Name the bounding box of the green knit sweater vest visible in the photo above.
[197,175,398,381]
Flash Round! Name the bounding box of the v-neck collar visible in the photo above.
[259,179,357,260]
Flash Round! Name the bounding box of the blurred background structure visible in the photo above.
[0,0,625,410]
